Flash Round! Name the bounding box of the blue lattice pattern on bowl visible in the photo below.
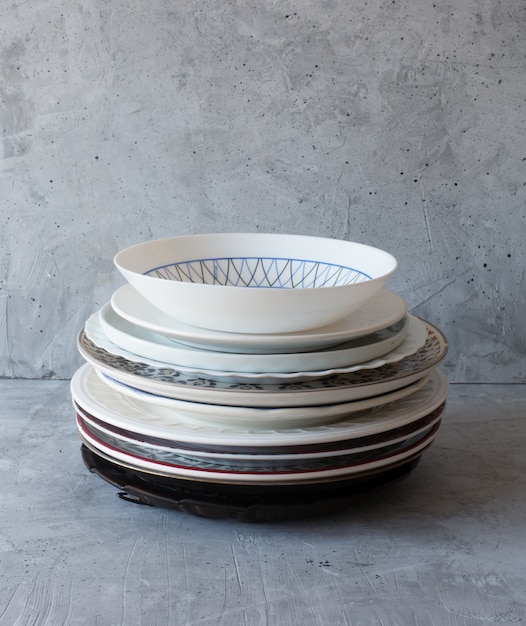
[144,257,371,289]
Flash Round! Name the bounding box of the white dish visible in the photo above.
[77,320,448,407]
[77,410,441,479]
[76,417,439,484]
[114,233,398,334]
[97,370,431,429]
[96,304,412,376]
[71,363,449,448]
[76,398,442,461]
[110,285,408,354]
[88,310,426,380]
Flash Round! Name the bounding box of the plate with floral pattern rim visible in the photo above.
[75,401,444,464]
[70,363,448,448]
[97,370,431,429]
[76,320,448,408]
[76,410,441,475]
[75,416,441,484]
[87,313,427,381]
[91,304,415,377]
[111,285,408,354]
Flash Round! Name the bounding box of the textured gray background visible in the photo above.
[1,0,525,381]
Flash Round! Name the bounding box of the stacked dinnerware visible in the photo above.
[71,233,449,521]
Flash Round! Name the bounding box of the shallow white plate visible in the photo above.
[87,311,427,381]
[111,285,408,354]
[76,409,441,476]
[98,371,431,429]
[76,399,442,461]
[90,304,417,377]
[76,417,441,484]
[71,363,449,448]
[77,320,448,407]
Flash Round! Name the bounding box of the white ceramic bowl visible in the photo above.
[114,233,398,334]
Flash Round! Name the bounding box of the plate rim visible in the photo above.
[110,284,408,353]
[76,320,448,408]
[70,363,449,446]
[88,312,429,380]
[76,419,441,483]
[98,370,432,429]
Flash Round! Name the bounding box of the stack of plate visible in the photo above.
[71,234,448,521]
[72,288,448,520]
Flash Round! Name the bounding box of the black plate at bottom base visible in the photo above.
[81,444,422,522]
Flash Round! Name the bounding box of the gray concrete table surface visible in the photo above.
[1,380,525,625]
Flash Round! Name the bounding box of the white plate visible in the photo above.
[111,285,408,354]
[76,417,441,484]
[77,320,448,407]
[76,399,442,461]
[98,371,431,429]
[90,304,417,378]
[87,311,428,381]
[76,410,441,477]
[70,363,449,448]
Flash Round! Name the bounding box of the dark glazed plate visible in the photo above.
[81,444,423,522]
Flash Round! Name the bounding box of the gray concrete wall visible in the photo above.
[1,0,525,381]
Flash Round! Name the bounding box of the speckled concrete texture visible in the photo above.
[1,1,525,380]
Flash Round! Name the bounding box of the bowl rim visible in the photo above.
[114,233,398,288]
